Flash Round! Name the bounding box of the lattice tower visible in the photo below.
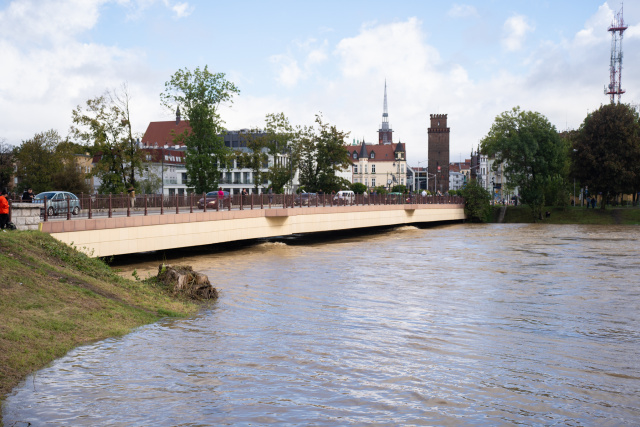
[605,4,628,104]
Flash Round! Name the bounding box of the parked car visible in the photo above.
[197,191,229,209]
[295,192,317,206]
[34,191,81,216]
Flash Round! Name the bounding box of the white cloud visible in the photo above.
[167,1,193,18]
[269,39,328,88]
[270,55,303,88]
[0,0,158,144]
[447,4,478,19]
[501,14,534,52]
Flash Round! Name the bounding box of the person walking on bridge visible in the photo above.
[218,187,224,209]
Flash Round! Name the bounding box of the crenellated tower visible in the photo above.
[428,114,450,194]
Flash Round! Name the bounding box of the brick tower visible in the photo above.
[428,114,450,194]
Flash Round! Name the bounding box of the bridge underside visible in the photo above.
[42,204,465,257]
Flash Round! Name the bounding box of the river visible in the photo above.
[4,224,640,426]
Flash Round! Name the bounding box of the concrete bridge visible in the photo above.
[40,202,465,257]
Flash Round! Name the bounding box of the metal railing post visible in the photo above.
[108,194,112,218]
[88,196,92,219]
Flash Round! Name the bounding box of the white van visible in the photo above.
[334,190,355,205]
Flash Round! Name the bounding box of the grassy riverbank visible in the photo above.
[494,206,640,224]
[0,231,200,409]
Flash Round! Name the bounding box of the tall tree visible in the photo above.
[297,114,351,193]
[71,84,143,194]
[14,130,90,194]
[14,130,62,193]
[0,138,14,192]
[161,66,239,194]
[480,107,568,220]
[264,113,299,193]
[572,103,640,207]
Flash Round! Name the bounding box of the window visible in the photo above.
[370,152,375,159]
[371,178,376,187]
[353,152,358,159]
[365,178,368,187]
[364,165,368,174]
[371,165,376,174]
[401,164,405,173]
[354,165,358,174]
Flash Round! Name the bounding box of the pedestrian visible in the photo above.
[592,197,596,209]
[268,187,273,203]
[22,187,34,203]
[586,197,590,209]
[218,187,225,208]
[0,190,10,230]
[127,186,136,208]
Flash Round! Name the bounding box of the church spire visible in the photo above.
[378,80,393,144]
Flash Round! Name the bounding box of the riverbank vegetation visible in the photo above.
[0,231,200,407]
[495,206,640,225]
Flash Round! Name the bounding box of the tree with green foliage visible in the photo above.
[460,179,492,222]
[372,186,388,195]
[14,130,91,194]
[350,182,367,194]
[391,184,407,193]
[266,113,300,193]
[161,66,239,194]
[572,103,640,207]
[297,114,351,193]
[0,138,14,192]
[71,84,143,194]
[480,107,568,220]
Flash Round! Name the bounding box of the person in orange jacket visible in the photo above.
[0,190,10,230]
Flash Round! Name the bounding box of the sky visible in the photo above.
[1,0,639,165]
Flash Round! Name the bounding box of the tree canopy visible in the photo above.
[572,103,640,207]
[0,139,14,192]
[161,66,239,194]
[71,84,143,194]
[14,130,91,194]
[480,107,568,220]
[460,179,492,222]
[297,114,351,193]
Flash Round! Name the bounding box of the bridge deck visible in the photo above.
[43,203,465,257]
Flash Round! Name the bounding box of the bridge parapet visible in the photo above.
[44,203,465,257]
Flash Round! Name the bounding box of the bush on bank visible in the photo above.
[0,231,200,408]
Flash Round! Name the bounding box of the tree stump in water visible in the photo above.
[157,264,218,300]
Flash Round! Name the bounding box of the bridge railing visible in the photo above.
[13,192,463,221]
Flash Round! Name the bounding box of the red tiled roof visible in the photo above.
[345,143,401,163]
[141,120,192,147]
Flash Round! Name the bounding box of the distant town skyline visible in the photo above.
[1,0,639,164]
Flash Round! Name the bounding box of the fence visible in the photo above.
[9,193,464,222]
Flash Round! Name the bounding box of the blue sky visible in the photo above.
[1,0,639,164]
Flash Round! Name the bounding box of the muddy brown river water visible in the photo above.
[4,223,640,426]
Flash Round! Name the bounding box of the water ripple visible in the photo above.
[4,224,640,426]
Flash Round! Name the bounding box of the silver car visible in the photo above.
[34,191,81,216]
